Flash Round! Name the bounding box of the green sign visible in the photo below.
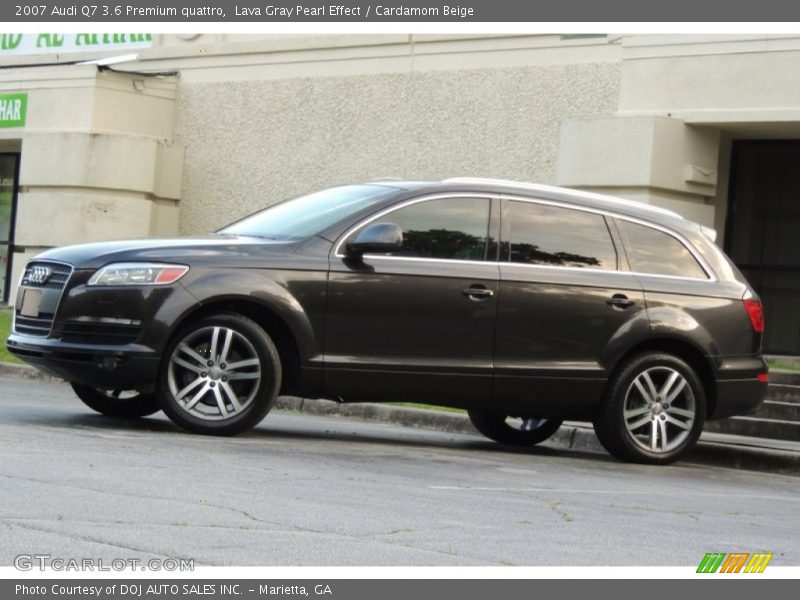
[0,92,26,128]
[0,34,153,56]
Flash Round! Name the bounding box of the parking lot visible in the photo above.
[0,377,798,566]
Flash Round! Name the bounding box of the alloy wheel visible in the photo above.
[623,366,696,453]
[70,382,161,418]
[167,325,263,421]
[508,416,550,432]
[467,409,563,446]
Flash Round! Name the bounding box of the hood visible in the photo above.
[33,235,299,270]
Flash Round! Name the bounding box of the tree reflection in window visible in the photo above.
[400,229,488,261]
[507,201,617,270]
[509,242,601,268]
[374,197,491,261]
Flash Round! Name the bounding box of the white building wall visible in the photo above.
[171,58,622,233]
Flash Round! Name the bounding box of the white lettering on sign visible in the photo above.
[0,99,21,121]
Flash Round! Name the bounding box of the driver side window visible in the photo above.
[356,197,492,261]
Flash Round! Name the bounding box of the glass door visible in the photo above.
[0,153,20,303]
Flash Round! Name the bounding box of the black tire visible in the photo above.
[593,352,706,465]
[71,383,161,418]
[468,410,564,446]
[156,312,281,436]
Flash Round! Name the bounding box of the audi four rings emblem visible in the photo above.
[24,266,52,285]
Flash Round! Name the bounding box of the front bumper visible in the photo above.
[7,270,201,394]
[7,335,162,393]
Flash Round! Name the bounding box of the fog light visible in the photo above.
[100,356,118,371]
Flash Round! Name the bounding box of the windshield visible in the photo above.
[219,185,397,240]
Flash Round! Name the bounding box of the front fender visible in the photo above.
[177,267,327,363]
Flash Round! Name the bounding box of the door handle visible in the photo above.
[462,285,494,300]
[606,294,635,309]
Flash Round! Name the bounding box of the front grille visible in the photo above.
[14,313,56,336]
[20,261,72,290]
[14,261,74,337]
[58,322,142,345]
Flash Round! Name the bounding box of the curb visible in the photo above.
[274,396,593,452]
[0,361,62,383]
[275,397,800,477]
[3,362,799,476]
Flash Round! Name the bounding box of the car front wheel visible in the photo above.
[468,410,564,446]
[71,383,161,418]
[593,352,706,464]
[157,312,282,436]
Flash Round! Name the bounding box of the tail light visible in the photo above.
[743,299,765,333]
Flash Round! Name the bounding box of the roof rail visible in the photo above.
[442,177,684,220]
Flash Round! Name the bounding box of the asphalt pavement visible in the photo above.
[0,377,798,566]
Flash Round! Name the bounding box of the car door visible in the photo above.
[493,198,648,418]
[325,195,500,406]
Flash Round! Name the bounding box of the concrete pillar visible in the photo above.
[555,115,720,226]
[0,64,182,304]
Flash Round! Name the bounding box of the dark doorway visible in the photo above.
[726,140,800,355]
[0,153,20,303]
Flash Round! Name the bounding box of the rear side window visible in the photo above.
[371,197,491,261]
[617,220,707,279]
[505,201,618,270]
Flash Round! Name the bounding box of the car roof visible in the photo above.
[371,177,694,232]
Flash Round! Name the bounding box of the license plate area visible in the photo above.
[19,288,42,318]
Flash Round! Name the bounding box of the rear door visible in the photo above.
[325,195,500,406]
[493,198,648,418]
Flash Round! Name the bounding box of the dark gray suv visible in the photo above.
[7,178,768,464]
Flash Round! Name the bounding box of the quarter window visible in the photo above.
[360,197,492,261]
[506,201,618,270]
[617,220,707,279]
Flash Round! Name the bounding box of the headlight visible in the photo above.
[87,263,190,286]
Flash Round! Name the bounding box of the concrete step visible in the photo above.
[767,383,800,404]
[755,400,800,421]
[706,415,800,442]
[769,369,800,386]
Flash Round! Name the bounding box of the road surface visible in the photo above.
[0,378,797,566]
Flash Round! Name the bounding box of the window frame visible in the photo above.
[496,195,714,282]
[500,198,621,272]
[612,216,713,282]
[332,191,715,282]
[333,193,498,263]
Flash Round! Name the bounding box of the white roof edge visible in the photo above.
[77,53,139,66]
[442,177,684,220]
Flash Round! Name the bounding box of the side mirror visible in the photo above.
[345,222,403,256]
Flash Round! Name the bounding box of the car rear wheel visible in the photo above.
[468,410,564,446]
[71,383,161,418]
[157,312,282,436]
[593,352,706,465]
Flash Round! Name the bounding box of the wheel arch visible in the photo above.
[606,336,717,418]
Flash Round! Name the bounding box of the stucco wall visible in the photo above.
[173,61,621,234]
